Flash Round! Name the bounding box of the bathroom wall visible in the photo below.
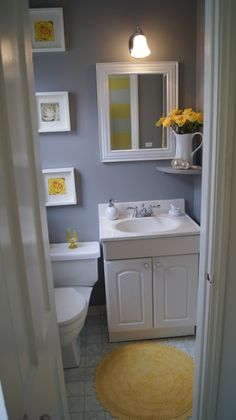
[30,0,198,304]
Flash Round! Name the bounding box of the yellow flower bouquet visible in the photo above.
[156,108,203,134]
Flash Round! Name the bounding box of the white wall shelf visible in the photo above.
[156,165,202,175]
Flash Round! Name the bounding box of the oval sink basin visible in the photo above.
[114,216,180,234]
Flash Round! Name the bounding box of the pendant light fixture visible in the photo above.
[129,25,151,58]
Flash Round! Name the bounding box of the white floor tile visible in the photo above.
[65,367,85,383]
[85,353,103,367]
[85,380,96,396]
[84,412,106,420]
[66,381,85,396]
[84,395,104,411]
[70,413,84,420]
[86,343,102,355]
[86,334,102,345]
[104,412,117,419]
[68,396,84,413]
[85,366,96,381]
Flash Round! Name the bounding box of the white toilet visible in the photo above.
[50,241,100,368]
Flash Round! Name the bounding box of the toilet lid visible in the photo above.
[54,287,87,327]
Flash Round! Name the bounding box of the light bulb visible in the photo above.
[129,26,151,59]
[131,34,151,58]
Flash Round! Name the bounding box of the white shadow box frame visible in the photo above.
[35,92,71,132]
[29,8,65,52]
[42,168,77,206]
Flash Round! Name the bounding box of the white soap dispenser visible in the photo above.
[105,199,119,220]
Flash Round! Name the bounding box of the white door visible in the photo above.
[153,255,198,329]
[0,1,68,419]
[104,258,153,332]
[193,1,236,418]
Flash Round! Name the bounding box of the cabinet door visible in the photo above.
[104,258,153,332]
[153,255,198,329]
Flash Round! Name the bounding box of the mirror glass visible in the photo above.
[109,74,166,150]
[96,62,178,162]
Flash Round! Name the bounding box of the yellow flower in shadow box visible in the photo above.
[48,177,66,196]
[42,168,77,207]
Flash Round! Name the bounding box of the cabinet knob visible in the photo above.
[155,262,162,267]
[144,263,149,268]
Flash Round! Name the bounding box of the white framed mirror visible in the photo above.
[96,61,178,162]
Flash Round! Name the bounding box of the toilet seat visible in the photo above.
[54,287,87,327]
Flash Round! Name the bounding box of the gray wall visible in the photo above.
[30,0,198,304]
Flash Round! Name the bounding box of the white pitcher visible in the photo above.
[174,132,203,165]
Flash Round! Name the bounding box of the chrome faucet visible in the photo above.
[127,203,160,218]
[127,205,139,218]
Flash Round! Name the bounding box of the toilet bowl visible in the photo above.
[54,287,88,368]
[50,241,100,368]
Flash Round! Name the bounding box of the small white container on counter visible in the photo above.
[105,199,119,220]
[168,203,184,216]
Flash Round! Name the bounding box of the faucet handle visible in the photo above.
[150,204,160,209]
[139,205,148,217]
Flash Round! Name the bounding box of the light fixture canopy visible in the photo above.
[129,25,151,58]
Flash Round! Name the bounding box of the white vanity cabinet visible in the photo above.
[104,258,153,334]
[153,255,198,330]
[104,253,199,342]
[99,199,200,342]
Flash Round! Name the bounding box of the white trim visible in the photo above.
[193,0,236,418]
[96,61,178,162]
[130,75,139,149]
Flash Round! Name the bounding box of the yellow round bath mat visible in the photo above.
[94,342,194,420]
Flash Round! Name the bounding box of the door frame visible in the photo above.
[0,0,235,418]
[193,0,236,418]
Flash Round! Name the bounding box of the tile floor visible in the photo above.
[64,305,195,420]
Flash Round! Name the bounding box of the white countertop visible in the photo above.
[99,199,200,242]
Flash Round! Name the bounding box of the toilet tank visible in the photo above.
[50,242,100,287]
